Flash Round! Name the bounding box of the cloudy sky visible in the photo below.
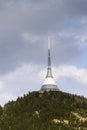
[0,0,87,106]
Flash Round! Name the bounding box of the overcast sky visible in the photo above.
[0,0,87,106]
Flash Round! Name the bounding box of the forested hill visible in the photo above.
[0,91,87,130]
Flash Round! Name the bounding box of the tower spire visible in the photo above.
[48,36,51,50]
[46,37,53,77]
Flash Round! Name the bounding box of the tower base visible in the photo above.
[40,84,59,92]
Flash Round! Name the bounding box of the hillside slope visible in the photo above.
[0,91,87,130]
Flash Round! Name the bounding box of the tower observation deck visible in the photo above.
[40,37,59,91]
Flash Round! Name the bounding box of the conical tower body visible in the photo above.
[40,37,59,91]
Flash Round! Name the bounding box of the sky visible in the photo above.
[0,0,87,106]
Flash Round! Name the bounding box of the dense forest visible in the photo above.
[0,91,87,130]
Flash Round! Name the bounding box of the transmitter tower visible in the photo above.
[40,37,59,91]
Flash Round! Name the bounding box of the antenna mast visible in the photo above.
[46,37,53,77]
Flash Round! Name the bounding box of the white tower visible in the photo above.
[40,37,59,91]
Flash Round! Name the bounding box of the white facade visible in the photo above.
[42,77,56,86]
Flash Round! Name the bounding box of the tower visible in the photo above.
[40,37,59,91]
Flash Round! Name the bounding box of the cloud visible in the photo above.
[0,81,4,91]
[0,93,17,107]
[21,32,46,43]
[39,65,87,86]
[0,63,43,106]
[0,0,87,105]
[54,65,87,97]
[0,0,87,33]
[0,0,87,74]
[55,65,87,85]
[0,64,42,92]
[0,30,83,74]
[0,63,87,106]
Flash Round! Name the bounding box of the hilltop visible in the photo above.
[0,91,87,130]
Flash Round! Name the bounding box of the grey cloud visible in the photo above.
[0,31,82,74]
[0,0,87,33]
[0,0,87,74]
[64,0,87,16]
[0,32,47,73]
[58,76,87,97]
[51,35,82,66]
